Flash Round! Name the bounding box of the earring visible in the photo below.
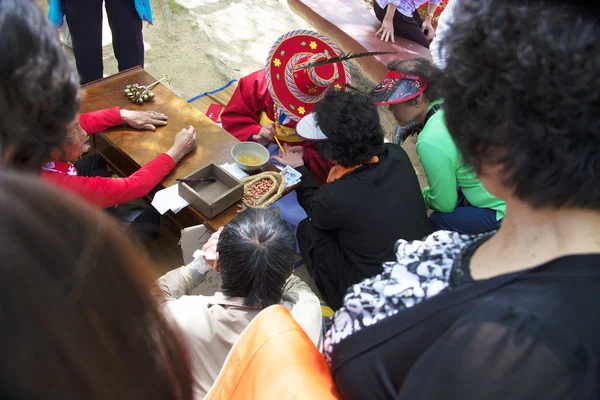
[416,103,419,108]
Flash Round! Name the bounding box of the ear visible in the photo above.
[415,93,424,107]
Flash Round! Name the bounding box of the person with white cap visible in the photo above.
[273,90,432,310]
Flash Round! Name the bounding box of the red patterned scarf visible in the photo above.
[41,160,78,176]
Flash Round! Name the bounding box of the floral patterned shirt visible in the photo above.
[324,230,489,363]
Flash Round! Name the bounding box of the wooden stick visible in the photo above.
[176,178,216,183]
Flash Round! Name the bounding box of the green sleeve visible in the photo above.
[417,141,458,212]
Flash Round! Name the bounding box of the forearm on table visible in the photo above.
[118,153,175,198]
[80,107,123,135]
[85,153,175,208]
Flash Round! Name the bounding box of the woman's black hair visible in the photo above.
[442,0,600,209]
[388,57,443,104]
[217,208,296,308]
[0,0,80,170]
[313,90,385,167]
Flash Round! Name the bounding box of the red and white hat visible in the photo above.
[372,71,428,105]
[265,30,352,121]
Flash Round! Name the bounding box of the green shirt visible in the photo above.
[417,100,506,220]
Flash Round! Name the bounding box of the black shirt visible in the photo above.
[327,231,600,399]
[296,144,433,281]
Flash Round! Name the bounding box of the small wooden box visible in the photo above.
[178,163,243,219]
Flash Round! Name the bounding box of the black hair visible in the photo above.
[217,208,295,308]
[0,0,80,170]
[388,57,443,103]
[442,0,600,209]
[313,90,385,167]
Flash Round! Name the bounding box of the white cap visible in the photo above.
[296,113,329,141]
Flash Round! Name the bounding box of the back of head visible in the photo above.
[0,0,80,170]
[0,171,192,400]
[387,57,443,103]
[442,0,600,209]
[313,90,385,167]
[217,208,295,308]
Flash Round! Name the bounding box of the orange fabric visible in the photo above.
[326,156,379,183]
[205,305,339,400]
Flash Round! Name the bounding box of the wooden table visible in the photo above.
[80,67,279,231]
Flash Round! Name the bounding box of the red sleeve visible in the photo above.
[221,70,269,142]
[302,141,333,185]
[79,107,123,135]
[42,153,176,208]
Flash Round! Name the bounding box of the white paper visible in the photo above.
[281,165,302,188]
[219,162,249,180]
[194,249,217,261]
[151,184,190,215]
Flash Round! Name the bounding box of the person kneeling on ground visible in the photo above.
[42,107,197,241]
[221,30,354,184]
[158,208,322,399]
[374,58,506,234]
[273,90,433,310]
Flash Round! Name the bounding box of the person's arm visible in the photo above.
[421,1,441,40]
[50,153,176,208]
[157,254,213,301]
[49,126,196,208]
[376,1,399,42]
[221,71,268,142]
[417,141,458,212]
[282,274,323,347]
[430,0,458,69]
[295,166,339,230]
[79,107,123,135]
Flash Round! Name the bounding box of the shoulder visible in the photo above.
[419,108,449,138]
[324,231,481,361]
[384,143,410,159]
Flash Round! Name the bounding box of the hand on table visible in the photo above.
[166,125,197,163]
[421,19,436,41]
[202,227,223,269]
[377,19,395,42]
[120,109,168,131]
[253,123,275,146]
[271,143,304,168]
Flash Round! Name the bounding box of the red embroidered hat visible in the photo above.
[372,71,428,105]
[265,30,351,121]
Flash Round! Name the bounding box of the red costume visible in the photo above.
[42,107,175,208]
[222,69,332,184]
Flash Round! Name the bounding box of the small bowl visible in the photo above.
[231,142,270,172]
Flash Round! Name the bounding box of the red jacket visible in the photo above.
[221,70,332,185]
[42,107,175,208]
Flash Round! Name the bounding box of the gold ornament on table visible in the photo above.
[123,74,170,105]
